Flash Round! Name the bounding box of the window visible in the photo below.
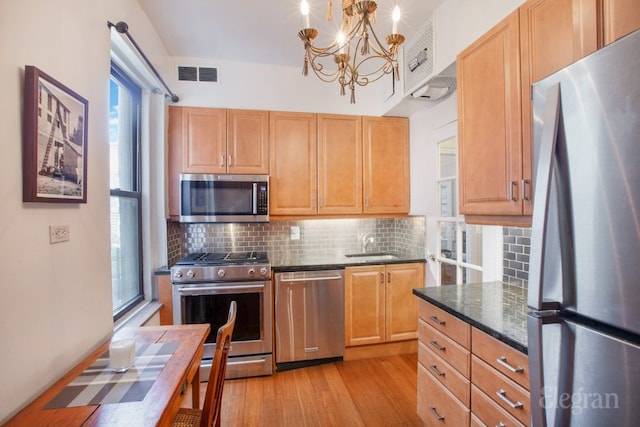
[436,137,484,284]
[109,63,143,319]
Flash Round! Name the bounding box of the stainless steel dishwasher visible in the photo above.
[274,269,345,370]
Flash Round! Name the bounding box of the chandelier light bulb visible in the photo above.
[301,0,310,28]
[336,31,346,54]
[392,5,401,34]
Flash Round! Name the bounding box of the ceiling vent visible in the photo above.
[409,63,457,101]
[403,18,456,102]
[177,66,218,82]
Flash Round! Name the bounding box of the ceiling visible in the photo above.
[136,0,445,68]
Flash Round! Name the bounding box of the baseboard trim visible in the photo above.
[344,339,417,361]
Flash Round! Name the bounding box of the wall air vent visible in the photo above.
[177,66,218,82]
[178,66,198,81]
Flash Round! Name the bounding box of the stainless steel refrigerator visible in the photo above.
[528,29,640,426]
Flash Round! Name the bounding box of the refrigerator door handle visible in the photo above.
[528,83,562,311]
[528,311,575,427]
[528,312,548,427]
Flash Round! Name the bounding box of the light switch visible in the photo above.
[290,226,300,240]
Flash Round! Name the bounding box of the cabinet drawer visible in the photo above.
[419,300,470,349]
[470,413,485,427]
[472,327,529,389]
[471,385,526,427]
[419,340,470,406]
[418,363,470,427]
[472,356,530,425]
[419,319,471,378]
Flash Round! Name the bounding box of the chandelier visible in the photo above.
[298,0,405,103]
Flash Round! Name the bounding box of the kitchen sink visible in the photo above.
[344,252,399,261]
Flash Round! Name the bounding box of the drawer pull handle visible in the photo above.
[429,406,445,421]
[496,423,506,427]
[429,340,446,351]
[496,389,524,409]
[429,364,446,377]
[497,356,525,373]
[430,315,446,325]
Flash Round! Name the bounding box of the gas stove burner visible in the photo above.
[175,251,269,266]
[225,251,261,261]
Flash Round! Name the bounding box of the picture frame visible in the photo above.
[23,65,88,203]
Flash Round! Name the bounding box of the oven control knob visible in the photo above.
[217,269,226,278]
[173,270,183,279]
[186,270,195,279]
[248,268,256,277]
[259,267,269,277]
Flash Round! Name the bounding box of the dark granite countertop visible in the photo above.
[413,282,529,354]
[271,252,426,272]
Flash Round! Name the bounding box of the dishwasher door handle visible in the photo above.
[279,275,343,283]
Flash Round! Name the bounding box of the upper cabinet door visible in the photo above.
[520,0,598,85]
[317,114,363,215]
[181,107,227,173]
[519,0,599,216]
[226,109,269,174]
[602,0,640,45]
[269,111,318,216]
[457,11,524,217]
[362,116,410,214]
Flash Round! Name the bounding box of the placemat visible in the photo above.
[44,342,179,409]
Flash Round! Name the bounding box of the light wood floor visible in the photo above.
[181,353,423,426]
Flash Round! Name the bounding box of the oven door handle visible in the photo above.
[177,284,264,295]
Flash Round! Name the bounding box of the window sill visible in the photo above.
[114,300,162,332]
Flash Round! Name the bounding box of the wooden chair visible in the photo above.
[172,301,237,427]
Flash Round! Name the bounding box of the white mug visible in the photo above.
[109,338,135,373]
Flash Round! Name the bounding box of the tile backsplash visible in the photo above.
[167,216,426,267]
[503,227,531,288]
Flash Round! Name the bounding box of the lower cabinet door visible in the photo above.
[418,363,470,427]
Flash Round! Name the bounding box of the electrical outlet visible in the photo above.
[290,226,300,241]
[49,225,70,244]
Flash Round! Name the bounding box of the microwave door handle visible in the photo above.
[252,183,258,214]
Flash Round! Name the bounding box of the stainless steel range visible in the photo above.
[171,251,272,379]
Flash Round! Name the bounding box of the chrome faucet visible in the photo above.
[361,232,375,254]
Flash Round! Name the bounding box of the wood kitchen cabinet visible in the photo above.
[156,273,173,325]
[362,116,410,214]
[345,262,424,346]
[170,106,227,174]
[603,0,640,45]
[317,114,363,214]
[270,113,407,217]
[226,109,270,174]
[519,0,599,217]
[417,299,531,426]
[167,107,269,216]
[269,111,318,216]
[457,11,527,223]
[458,0,639,226]
[270,113,363,215]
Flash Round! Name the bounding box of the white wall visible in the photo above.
[167,56,394,116]
[0,0,169,422]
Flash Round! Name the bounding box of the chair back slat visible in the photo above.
[199,301,236,427]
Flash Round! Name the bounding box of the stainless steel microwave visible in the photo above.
[179,174,269,223]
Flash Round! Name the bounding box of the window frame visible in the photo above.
[436,137,483,285]
[110,62,144,320]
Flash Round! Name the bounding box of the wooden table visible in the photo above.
[4,324,210,427]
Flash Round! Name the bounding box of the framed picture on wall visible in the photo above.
[23,65,88,203]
